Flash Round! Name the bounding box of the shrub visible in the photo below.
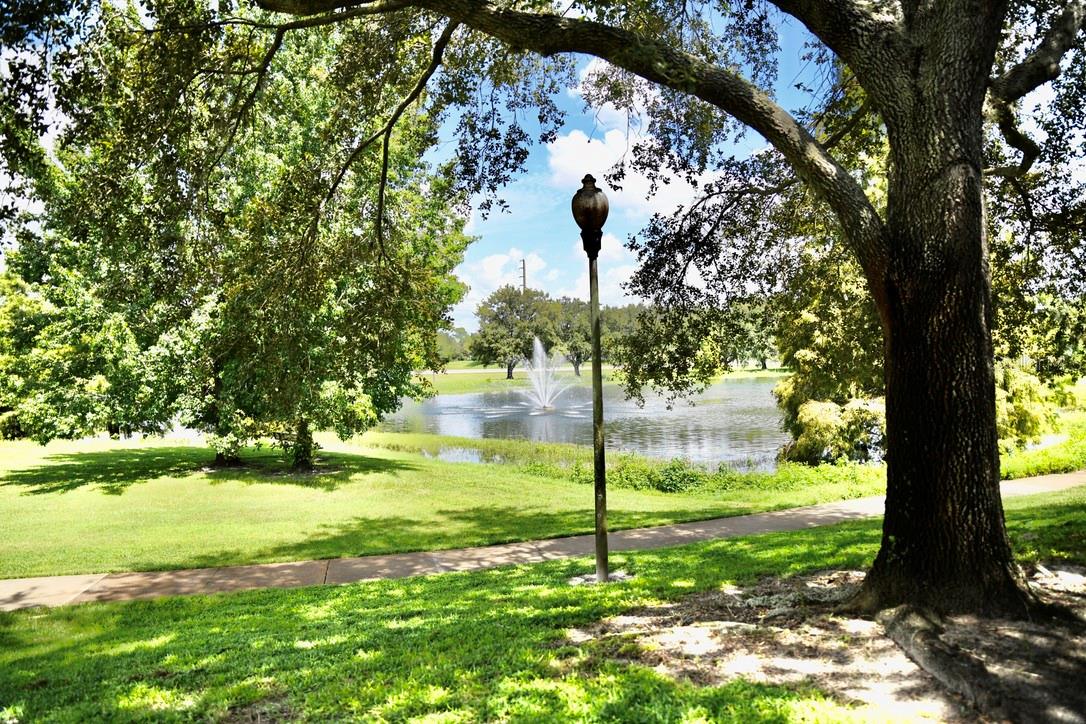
[650,459,705,492]
[0,410,23,440]
[840,398,886,462]
[781,400,845,464]
[994,359,1059,451]
[780,398,886,464]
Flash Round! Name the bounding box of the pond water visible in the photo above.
[381,377,792,470]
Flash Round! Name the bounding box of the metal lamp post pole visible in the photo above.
[587,233,608,582]
[572,174,609,583]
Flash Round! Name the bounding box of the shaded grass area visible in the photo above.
[0,487,1082,722]
[0,436,873,579]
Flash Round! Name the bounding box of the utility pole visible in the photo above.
[521,258,527,291]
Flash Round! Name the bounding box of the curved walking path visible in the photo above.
[3,471,1084,612]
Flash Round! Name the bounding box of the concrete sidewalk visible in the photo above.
[3,471,1083,611]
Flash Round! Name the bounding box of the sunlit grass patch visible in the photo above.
[1,486,1080,721]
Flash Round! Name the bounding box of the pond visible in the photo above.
[381,376,792,470]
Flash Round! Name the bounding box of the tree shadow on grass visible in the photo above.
[161,502,876,574]
[169,506,600,570]
[0,521,886,722]
[0,446,418,496]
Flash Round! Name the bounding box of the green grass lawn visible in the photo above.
[416,365,788,395]
[416,370,534,395]
[4,406,1085,580]
[442,360,489,370]
[0,436,882,580]
[1,486,1081,722]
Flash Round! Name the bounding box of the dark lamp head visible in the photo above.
[571,174,609,233]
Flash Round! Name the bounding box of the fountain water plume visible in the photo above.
[524,337,567,409]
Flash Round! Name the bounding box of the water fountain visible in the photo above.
[523,337,567,410]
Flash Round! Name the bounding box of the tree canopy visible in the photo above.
[1,3,470,466]
[470,285,555,377]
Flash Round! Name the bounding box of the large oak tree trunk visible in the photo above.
[856,86,1033,614]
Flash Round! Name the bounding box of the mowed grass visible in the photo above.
[0,487,1082,722]
[415,365,788,395]
[0,435,877,580]
[416,370,533,395]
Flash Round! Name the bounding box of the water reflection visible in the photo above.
[381,377,791,470]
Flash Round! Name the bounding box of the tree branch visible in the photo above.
[766,0,904,70]
[319,20,458,251]
[375,20,459,248]
[991,2,1086,104]
[210,3,412,171]
[987,2,1086,177]
[257,0,889,284]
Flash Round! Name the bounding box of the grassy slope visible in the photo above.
[0,487,1082,722]
[0,436,879,580]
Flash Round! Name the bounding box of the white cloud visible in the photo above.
[451,246,550,330]
[556,233,640,306]
[557,262,640,307]
[547,129,714,221]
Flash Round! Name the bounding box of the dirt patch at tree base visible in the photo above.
[566,565,1086,721]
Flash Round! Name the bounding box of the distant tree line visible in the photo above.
[462,285,776,380]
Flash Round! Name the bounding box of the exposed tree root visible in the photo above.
[879,601,1086,723]
[877,606,1010,718]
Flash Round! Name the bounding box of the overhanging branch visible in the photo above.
[987,2,1086,178]
[210,2,413,170]
[257,0,889,283]
[319,20,459,251]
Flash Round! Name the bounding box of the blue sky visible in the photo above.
[447,19,818,331]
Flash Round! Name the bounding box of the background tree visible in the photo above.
[470,286,556,378]
[599,303,643,363]
[554,296,591,375]
[2,4,469,468]
[728,296,777,370]
[436,327,472,362]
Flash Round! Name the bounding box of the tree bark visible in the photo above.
[293,417,314,470]
[506,360,515,380]
[855,33,1034,613]
[572,359,581,376]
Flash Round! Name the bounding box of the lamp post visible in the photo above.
[572,174,610,583]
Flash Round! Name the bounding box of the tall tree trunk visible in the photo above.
[759,357,767,370]
[856,91,1033,615]
[573,359,582,377]
[293,417,314,471]
[506,361,515,380]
